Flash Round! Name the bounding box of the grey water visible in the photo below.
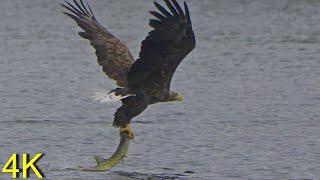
[0,0,320,179]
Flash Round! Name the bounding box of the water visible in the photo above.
[0,0,320,179]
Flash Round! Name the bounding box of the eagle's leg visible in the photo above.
[120,124,134,140]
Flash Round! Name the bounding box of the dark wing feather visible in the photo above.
[127,0,196,92]
[61,0,134,87]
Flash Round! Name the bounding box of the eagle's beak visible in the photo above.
[176,94,184,101]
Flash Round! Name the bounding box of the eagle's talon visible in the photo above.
[120,124,134,140]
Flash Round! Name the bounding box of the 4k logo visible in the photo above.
[2,153,44,179]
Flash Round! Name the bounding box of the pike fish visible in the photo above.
[80,131,130,172]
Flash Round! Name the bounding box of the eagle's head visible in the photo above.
[169,91,184,102]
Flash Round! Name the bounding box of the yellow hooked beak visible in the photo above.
[176,94,184,101]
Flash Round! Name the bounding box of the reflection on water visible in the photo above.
[0,0,320,179]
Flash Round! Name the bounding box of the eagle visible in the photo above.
[61,0,196,139]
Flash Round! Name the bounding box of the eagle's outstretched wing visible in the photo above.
[127,0,196,91]
[61,0,134,87]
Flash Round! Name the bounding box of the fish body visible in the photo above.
[80,131,130,172]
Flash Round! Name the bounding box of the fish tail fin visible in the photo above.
[91,88,135,103]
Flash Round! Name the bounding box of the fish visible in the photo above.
[79,131,130,172]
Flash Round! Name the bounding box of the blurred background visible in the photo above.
[0,0,320,179]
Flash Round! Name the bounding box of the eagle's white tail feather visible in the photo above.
[92,90,135,104]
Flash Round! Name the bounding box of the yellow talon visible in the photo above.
[120,124,134,140]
